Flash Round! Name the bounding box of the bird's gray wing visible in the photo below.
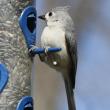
[65,31,77,89]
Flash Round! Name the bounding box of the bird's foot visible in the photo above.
[44,46,58,66]
[38,46,50,62]
[28,45,38,53]
[44,46,50,55]
[28,45,38,57]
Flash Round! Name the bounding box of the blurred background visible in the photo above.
[32,0,110,110]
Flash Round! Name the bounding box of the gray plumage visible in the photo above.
[39,6,77,110]
[0,0,32,109]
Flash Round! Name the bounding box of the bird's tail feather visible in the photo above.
[63,74,76,110]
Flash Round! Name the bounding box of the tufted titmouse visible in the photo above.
[38,6,77,110]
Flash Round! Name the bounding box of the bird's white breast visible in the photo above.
[41,26,70,71]
[41,27,65,47]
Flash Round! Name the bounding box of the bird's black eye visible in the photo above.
[48,12,52,16]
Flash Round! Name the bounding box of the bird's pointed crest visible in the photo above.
[52,6,71,12]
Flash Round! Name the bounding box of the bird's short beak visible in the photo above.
[38,15,46,20]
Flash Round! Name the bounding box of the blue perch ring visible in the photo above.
[16,96,33,110]
[0,64,9,93]
[19,6,36,49]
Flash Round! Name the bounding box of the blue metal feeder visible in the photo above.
[0,64,9,93]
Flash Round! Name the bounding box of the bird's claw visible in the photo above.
[28,45,38,57]
[29,45,38,53]
[44,47,50,55]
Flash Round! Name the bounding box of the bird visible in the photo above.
[38,6,77,110]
